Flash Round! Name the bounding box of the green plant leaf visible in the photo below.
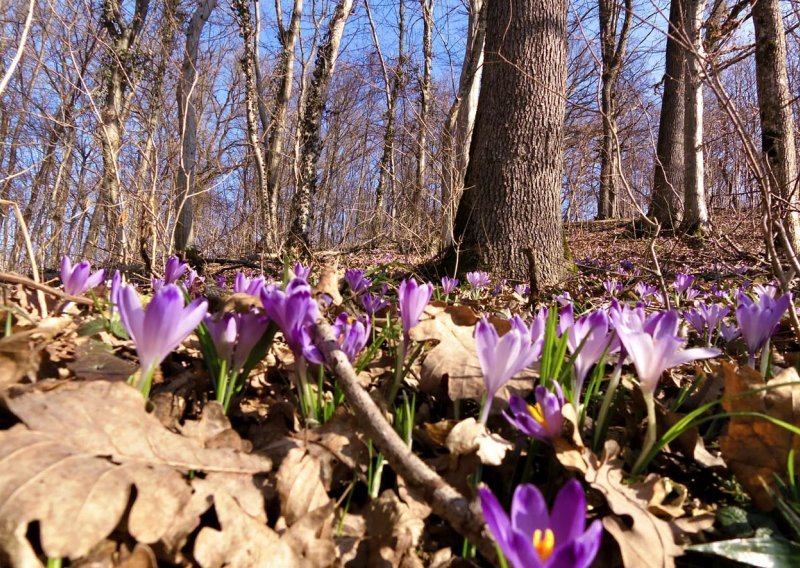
[686,536,800,567]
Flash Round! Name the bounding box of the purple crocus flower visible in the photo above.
[260,278,320,356]
[720,321,741,343]
[60,256,105,296]
[685,303,729,342]
[555,292,572,307]
[361,286,391,315]
[479,479,602,568]
[620,260,634,271]
[683,309,706,335]
[118,284,208,391]
[205,311,270,374]
[308,312,370,363]
[614,310,720,394]
[513,284,530,296]
[684,288,701,302]
[673,273,695,293]
[293,262,311,280]
[164,256,188,285]
[398,278,433,337]
[441,276,459,296]
[475,316,538,423]
[234,272,266,296]
[602,279,618,297]
[505,384,565,444]
[753,283,778,299]
[735,291,791,365]
[345,269,371,294]
[466,271,491,290]
[635,282,657,300]
[215,276,227,288]
[492,279,507,297]
[562,306,615,395]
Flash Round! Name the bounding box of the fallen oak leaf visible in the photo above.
[444,417,513,466]
[719,362,800,511]
[0,381,271,561]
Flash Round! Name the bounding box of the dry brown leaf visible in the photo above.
[410,304,534,403]
[0,316,72,387]
[194,492,299,568]
[68,340,138,382]
[585,441,683,568]
[313,263,343,305]
[180,401,251,452]
[276,447,331,526]
[0,381,271,562]
[281,502,338,567]
[444,417,512,466]
[643,476,688,519]
[719,361,800,511]
[364,490,425,568]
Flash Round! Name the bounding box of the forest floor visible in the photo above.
[1,211,799,568]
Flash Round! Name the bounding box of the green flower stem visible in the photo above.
[295,357,318,424]
[388,334,407,401]
[129,363,158,398]
[215,358,229,406]
[593,361,623,451]
[759,338,771,378]
[632,391,657,475]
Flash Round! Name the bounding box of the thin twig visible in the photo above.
[0,271,93,306]
[311,319,497,564]
[1,200,48,317]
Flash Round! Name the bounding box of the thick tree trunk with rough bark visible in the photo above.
[752,0,800,251]
[680,0,709,234]
[597,0,632,220]
[175,0,217,253]
[288,0,354,250]
[451,0,567,286]
[441,0,485,248]
[649,0,685,230]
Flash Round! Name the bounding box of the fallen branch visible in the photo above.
[0,271,94,306]
[311,319,497,564]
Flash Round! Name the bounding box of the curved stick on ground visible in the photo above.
[312,319,498,564]
[0,271,94,306]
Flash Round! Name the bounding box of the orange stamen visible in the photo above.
[532,528,555,561]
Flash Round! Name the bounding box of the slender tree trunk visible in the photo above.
[265,0,303,245]
[232,0,272,250]
[649,0,685,230]
[175,0,218,253]
[680,0,709,234]
[451,0,567,286]
[752,0,800,251]
[441,0,485,247]
[287,0,354,250]
[597,0,632,220]
[414,0,434,214]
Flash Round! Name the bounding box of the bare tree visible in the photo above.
[287,0,355,250]
[596,0,632,219]
[414,0,434,212]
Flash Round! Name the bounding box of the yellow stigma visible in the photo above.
[532,528,555,561]
[527,403,546,426]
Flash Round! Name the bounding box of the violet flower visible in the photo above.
[398,278,433,337]
[151,278,165,292]
[720,321,741,343]
[345,269,370,294]
[602,279,618,297]
[614,310,719,396]
[234,272,266,296]
[673,272,695,293]
[441,276,459,296]
[685,303,729,345]
[308,312,370,364]
[492,279,507,297]
[753,283,779,299]
[735,291,791,366]
[205,311,269,375]
[118,284,208,396]
[60,256,105,296]
[479,479,602,568]
[361,285,390,315]
[505,384,565,444]
[561,306,615,397]
[260,278,320,356]
[475,316,538,423]
[164,255,188,285]
[466,271,491,290]
[514,284,530,296]
[294,262,311,280]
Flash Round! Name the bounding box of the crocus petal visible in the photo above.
[85,269,106,291]
[506,530,544,568]
[118,285,145,345]
[548,519,603,568]
[549,479,587,544]
[479,488,513,552]
[510,484,549,540]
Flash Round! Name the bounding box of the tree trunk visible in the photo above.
[441,0,485,247]
[680,0,709,234]
[414,0,434,216]
[91,0,151,262]
[597,0,632,220]
[752,0,800,251]
[265,0,303,245]
[649,0,685,230]
[175,0,218,253]
[287,0,354,250]
[232,0,272,250]
[451,0,567,286]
